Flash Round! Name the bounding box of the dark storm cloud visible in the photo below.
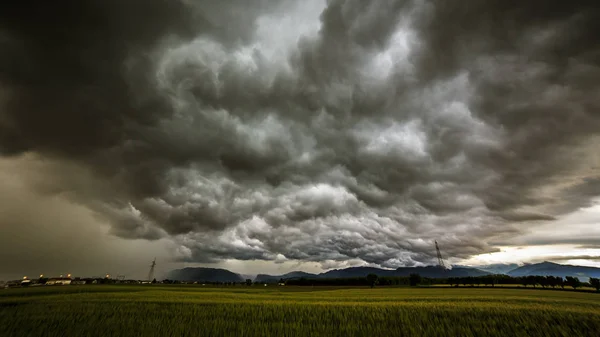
[0,0,193,154]
[1,0,599,270]
[0,0,289,232]
[412,0,600,214]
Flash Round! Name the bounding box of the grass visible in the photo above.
[1,285,599,336]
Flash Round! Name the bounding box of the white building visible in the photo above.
[45,277,72,285]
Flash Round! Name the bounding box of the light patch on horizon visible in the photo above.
[462,245,600,269]
[490,199,600,247]
[462,200,600,268]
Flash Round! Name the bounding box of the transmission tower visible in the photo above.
[147,258,156,281]
[435,241,447,269]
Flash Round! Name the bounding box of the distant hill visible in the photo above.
[318,267,397,279]
[507,261,600,278]
[463,263,520,275]
[167,267,244,283]
[167,262,600,284]
[240,274,256,281]
[167,265,491,282]
[317,266,489,279]
[255,271,318,283]
[395,266,489,278]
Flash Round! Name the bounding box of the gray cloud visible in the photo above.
[579,246,600,250]
[0,0,599,272]
[493,237,600,248]
[542,255,600,262]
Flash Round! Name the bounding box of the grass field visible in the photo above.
[1,285,599,337]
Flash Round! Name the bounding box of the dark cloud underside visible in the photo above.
[0,0,599,269]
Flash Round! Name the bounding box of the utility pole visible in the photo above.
[435,240,447,269]
[147,258,156,282]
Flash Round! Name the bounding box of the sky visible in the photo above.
[0,0,599,281]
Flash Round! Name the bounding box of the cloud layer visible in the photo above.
[1,0,599,270]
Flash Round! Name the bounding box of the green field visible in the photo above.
[1,285,599,337]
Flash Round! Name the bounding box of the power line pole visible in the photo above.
[147,258,156,282]
[435,240,447,269]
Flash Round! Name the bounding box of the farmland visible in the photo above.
[1,285,599,336]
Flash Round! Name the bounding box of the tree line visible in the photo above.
[282,274,600,291]
[284,273,433,287]
[153,275,600,291]
[446,275,600,290]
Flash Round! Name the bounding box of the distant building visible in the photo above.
[46,277,72,286]
[4,281,21,288]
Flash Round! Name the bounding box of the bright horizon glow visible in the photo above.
[461,245,600,268]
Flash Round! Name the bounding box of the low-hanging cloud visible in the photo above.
[1,0,599,271]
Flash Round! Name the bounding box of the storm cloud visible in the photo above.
[1,0,599,272]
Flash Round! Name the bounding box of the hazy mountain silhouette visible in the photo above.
[257,266,490,281]
[255,271,318,283]
[462,263,521,275]
[168,265,489,282]
[167,262,600,283]
[167,267,244,283]
[395,266,489,277]
[507,261,600,278]
[318,267,397,278]
[240,274,256,281]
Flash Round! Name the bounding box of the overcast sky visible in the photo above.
[1,0,599,280]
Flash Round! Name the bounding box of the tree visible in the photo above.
[409,273,422,287]
[546,276,557,288]
[366,274,379,288]
[565,276,581,290]
[527,275,537,288]
[537,276,548,288]
[590,278,600,292]
[151,278,157,284]
[245,279,253,286]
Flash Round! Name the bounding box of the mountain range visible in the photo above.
[507,261,600,278]
[255,271,318,283]
[167,262,600,283]
[167,267,245,283]
[462,263,521,275]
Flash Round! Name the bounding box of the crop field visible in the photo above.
[1,285,599,337]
